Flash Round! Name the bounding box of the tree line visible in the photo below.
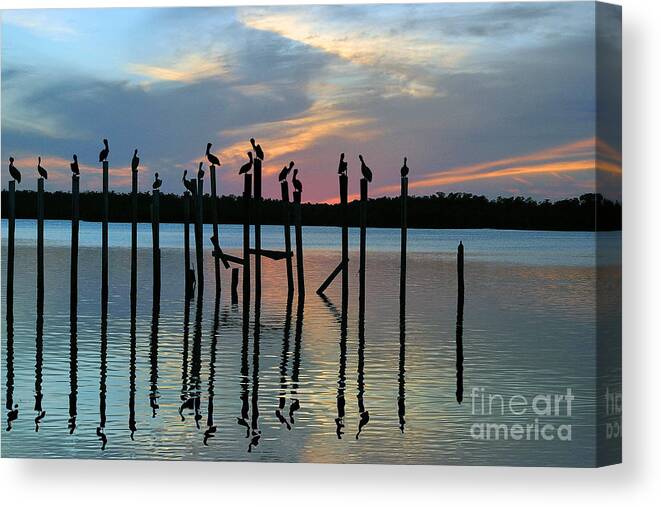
[1,190,621,231]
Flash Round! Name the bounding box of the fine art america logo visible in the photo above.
[470,387,574,441]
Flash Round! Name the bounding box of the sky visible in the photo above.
[1,2,621,202]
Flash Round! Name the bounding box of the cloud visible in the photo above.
[3,11,77,39]
[127,54,230,84]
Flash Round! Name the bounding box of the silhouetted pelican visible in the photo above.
[197,161,205,180]
[238,152,253,175]
[131,149,139,172]
[337,152,347,175]
[278,161,294,182]
[358,155,372,182]
[70,154,80,176]
[401,157,409,178]
[206,143,220,166]
[182,170,195,193]
[8,157,21,183]
[99,139,109,163]
[250,138,264,161]
[292,169,303,193]
[152,172,162,190]
[37,157,48,179]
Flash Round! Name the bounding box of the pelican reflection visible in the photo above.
[204,294,221,445]
[128,316,137,439]
[6,319,18,431]
[97,314,108,449]
[275,295,293,430]
[34,315,46,431]
[68,316,77,434]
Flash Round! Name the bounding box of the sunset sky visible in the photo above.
[1,2,621,202]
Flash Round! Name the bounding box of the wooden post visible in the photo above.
[281,180,294,296]
[101,161,109,316]
[183,191,192,298]
[293,189,305,300]
[242,174,252,310]
[317,260,347,295]
[151,189,161,303]
[6,181,15,322]
[210,165,221,294]
[340,174,349,304]
[254,159,262,301]
[359,178,368,315]
[231,267,239,305]
[400,176,408,309]
[130,170,138,318]
[70,176,79,318]
[37,178,44,316]
[456,241,465,404]
[195,177,204,299]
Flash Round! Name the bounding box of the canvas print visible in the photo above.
[1,2,621,466]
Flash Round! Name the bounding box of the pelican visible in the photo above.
[70,154,80,176]
[358,154,372,182]
[99,138,109,163]
[401,156,409,178]
[197,161,205,180]
[37,157,48,179]
[182,170,195,193]
[292,168,303,193]
[337,152,347,175]
[206,143,220,166]
[131,149,139,172]
[250,138,264,161]
[238,152,253,175]
[278,160,294,182]
[152,172,162,190]
[8,157,21,183]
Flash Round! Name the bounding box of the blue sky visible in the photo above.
[1,3,621,201]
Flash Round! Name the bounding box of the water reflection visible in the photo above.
[237,300,250,437]
[398,307,406,433]
[97,315,108,449]
[356,306,369,440]
[5,319,18,431]
[203,294,221,446]
[456,268,465,405]
[129,316,137,439]
[248,298,261,452]
[275,296,293,430]
[180,298,203,428]
[68,316,77,434]
[179,298,191,420]
[149,300,160,418]
[34,315,46,431]
[289,300,303,425]
[319,294,346,439]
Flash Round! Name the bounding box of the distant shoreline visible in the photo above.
[1,190,622,232]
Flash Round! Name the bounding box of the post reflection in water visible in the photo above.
[34,315,46,431]
[203,294,221,445]
[97,314,108,449]
[128,316,137,439]
[179,298,191,420]
[289,299,303,426]
[248,297,261,453]
[319,294,346,439]
[237,298,250,437]
[68,315,78,435]
[6,319,18,431]
[455,289,465,405]
[398,304,406,433]
[181,297,203,429]
[356,304,369,440]
[149,299,160,418]
[275,295,293,430]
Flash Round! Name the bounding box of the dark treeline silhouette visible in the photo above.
[1,190,621,231]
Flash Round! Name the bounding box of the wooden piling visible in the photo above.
[195,177,204,298]
[101,161,109,315]
[317,260,347,296]
[456,241,465,404]
[70,176,80,319]
[183,191,192,298]
[151,188,161,303]
[293,189,305,300]
[400,176,408,308]
[254,159,262,301]
[340,174,349,304]
[130,170,138,317]
[6,181,15,322]
[210,165,221,294]
[359,178,368,315]
[231,268,239,305]
[243,174,252,310]
[37,178,45,316]
[280,180,294,295]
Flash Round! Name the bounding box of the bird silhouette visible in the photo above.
[182,170,195,193]
[131,149,140,172]
[288,398,301,424]
[278,161,294,182]
[7,404,19,431]
[356,410,370,439]
[99,139,109,163]
[8,157,21,183]
[292,169,303,193]
[178,397,195,421]
[358,155,372,182]
[197,161,205,180]
[337,152,348,175]
[206,143,220,166]
[250,138,264,161]
[238,152,253,175]
[152,172,162,190]
[401,157,409,178]
[37,157,48,179]
[70,154,80,176]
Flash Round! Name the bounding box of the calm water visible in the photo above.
[1,220,621,466]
